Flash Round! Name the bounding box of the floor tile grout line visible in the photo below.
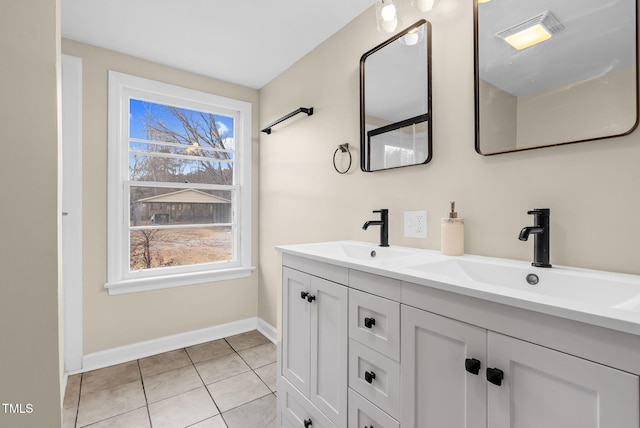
[66,331,273,428]
[76,366,148,427]
[190,339,266,428]
[73,373,84,428]
[203,336,274,425]
[141,347,216,408]
[215,390,276,414]
[245,358,275,393]
[135,359,153,428]
[232,341,277,393]
[188,344,225,418]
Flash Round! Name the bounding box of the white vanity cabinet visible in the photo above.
[401,304,639,428]
[278,245,640,428]
[281,261,348,428]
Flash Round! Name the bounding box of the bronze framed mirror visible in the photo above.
[475,0,638,155]
[360,20,432,171]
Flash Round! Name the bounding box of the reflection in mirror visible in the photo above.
[361,20,432,171]
[475,0,638,155]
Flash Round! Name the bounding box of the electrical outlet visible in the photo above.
[404,211,427,238]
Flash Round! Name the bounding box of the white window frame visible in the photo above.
[105,71,253,295]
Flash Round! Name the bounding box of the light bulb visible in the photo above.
[381,3,397,21]
[375,0,400,33]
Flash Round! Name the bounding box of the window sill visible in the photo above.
[104,266,256,295]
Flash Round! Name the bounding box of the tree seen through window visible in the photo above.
[128,99,236,270]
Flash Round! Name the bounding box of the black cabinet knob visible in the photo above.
[486,367,504,386]
[465,358,481,375]
[300,291,308,300]
[364,370,376,384]
[306,294,316,303]
[303,419,312,428]
[364,317,376,329]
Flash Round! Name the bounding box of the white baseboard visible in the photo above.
[76,317,276,374]
[257,318,277,344]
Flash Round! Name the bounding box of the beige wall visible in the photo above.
[259,2,640,329]
[478,79,517,153]
[479,67,637,152]
[517,67,637,148]
[0,0,63,426]
[61,40,261,354]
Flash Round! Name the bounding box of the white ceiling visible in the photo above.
[62,0,374,89]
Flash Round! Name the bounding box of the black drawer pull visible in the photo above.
[364,370,376,384]
[465,358,481,375]
[300,291,308,300]
[306,294,316,303]
[304,419,312,428]
[364,317,376,329]
[487,367,504,386]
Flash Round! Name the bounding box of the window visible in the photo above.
[106,71,253,294]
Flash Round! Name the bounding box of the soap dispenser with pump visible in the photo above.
[441,201,464,256]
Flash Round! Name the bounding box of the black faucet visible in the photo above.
[519,208,551,268]
[363,209,389,247]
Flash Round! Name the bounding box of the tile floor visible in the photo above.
[63,330,277,428]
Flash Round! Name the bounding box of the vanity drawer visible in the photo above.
[349,288,400,361]
[348,388,399,428]
[280,378,337,428]
[349,339,400,419]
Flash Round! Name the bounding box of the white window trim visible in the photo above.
[105,71,253,295]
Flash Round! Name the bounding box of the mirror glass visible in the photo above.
[475,0,638,155]
[360,20,432,171]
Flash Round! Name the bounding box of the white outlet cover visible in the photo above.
[404,210,428,238]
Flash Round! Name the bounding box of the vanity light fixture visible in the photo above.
[477,0,491,3]
[376,0,399,33]
[496,10,564,51]
[376,0,436,33]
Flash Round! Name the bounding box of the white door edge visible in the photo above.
[62,53,83,373]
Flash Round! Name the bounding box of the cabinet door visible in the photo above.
[401,305,487,428]
[309,276,348,428]
[282,267,311,397]
[487,332,639,428]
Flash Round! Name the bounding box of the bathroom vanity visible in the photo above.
[276,241,640,428]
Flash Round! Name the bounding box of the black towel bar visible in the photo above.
[261,107,314,134]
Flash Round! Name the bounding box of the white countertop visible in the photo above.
[276,240,640,337]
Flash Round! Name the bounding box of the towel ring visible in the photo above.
[333,143,352,174]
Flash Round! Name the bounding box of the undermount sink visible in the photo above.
[409,258,640,312]
[338,241,417,261]
[279,240,432,263]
